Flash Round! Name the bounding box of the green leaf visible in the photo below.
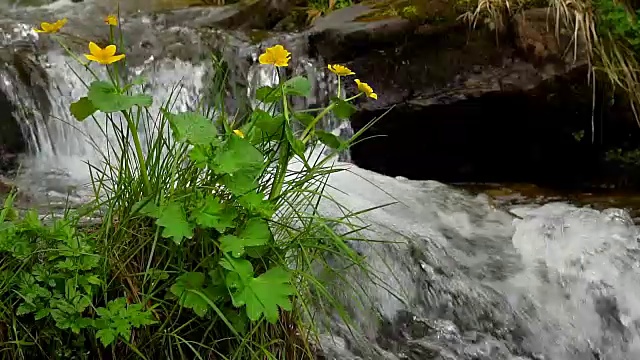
[165,111,219,146]
[170,272,221,317]
[219,168,261,196]
[224,308,249,334]
[21,209,41,230]
[35,308,50,320]
[255,86,281,103]
[132,197,160,217]
[87,81,152,113]
[237,192,274,218]
[220,257,254,285]
[293,112,314,127]
[16,302,36,316]
[253,110,284,137]
[221,260,295,324]
[284,76,311,97]
[69,97,96,121]
[190,196,237,232]
[156,202,194,245]
[219,218,271,257]
[331,97,357,119]
[213,134,264,175]
[96,328,117,347]
[315,130,342,149]
[188,146,209,168]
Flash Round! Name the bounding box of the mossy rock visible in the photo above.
[355,0,465,24]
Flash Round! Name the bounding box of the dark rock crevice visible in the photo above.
[349,71,640,190]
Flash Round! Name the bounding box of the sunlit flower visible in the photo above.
[233,129,245,138]
[34,18,67,33]
[355,79,377,100]
[84,42,125,65]
[328,64,355,76]
[105,15,118,26]
[258,45,291,67]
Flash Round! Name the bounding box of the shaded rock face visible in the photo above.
[348,68,640,190]
[0,47,47,173]
[348,72,594,188]
[303,5,640,190]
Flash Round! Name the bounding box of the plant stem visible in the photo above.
[121,110,151,195]
[301,104,334,143]
[301,93,361,143]
[269,80,292,201]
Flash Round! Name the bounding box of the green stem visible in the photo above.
[301,93,361,143]
[301,104,334,143]
[269,81,291,201]
[121,110,151,195]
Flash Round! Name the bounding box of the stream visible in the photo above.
[0,0,639,359]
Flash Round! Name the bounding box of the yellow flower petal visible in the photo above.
[85,42,125,65]
[89,42,101,55]
[355,79,377,100]
[328,64,355,76]
[34,19,66,33]
[104,54,125,64]
[84,54,101,62]
[258,44,291,67]
[258,53,273,65]
[104,45,117,57]
[105,15,118,26]
[233,129,245,138]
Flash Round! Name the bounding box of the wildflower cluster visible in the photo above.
[0,13,379,360]
[259,44,378,100]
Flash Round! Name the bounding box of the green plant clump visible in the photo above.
[0,15,380,359]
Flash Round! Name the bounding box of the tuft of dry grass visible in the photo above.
[460,0,640,125]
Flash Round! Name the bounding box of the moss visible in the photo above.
[247,29,272,44]
[355,0,462,24]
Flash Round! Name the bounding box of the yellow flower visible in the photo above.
[355,79,377,100]
[34,18,67,33]
[258,45,291,67]
[328,64,355,76]
[233,129,245,138]
[84,42,125,65]
[105,15,118,26]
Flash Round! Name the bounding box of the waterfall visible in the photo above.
[0,27,354,207]
[8,44,207,204]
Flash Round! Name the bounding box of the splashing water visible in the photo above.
[314,164,640,359]
[13,47,207,204]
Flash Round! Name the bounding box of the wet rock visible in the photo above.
[346,71,607,187]
[308,6,587,111]
[0,47,48,172]
[513,7,588,66]
[309,4,414,63]
[179,0,298,30]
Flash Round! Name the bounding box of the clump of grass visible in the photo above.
[0,13,382,359]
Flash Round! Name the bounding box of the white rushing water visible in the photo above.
[13,47,206,203]
[314,162,640,359]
